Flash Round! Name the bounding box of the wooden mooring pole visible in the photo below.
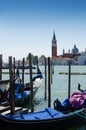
[68,60,71,98]
[0,55,2,80]
[9,56,15,115]
[29,53,34,112]
[21,57,25,105]
[48,57,51,107]
[44,57,47,100]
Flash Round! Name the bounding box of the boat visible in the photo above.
[14,67,43,106]
[0,67,43,107]
[0,92,86,129]
[0,103,86,129]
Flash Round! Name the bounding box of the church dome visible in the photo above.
[72,45,79,54]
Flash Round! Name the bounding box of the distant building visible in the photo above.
[72,45,79,54]
[78,49,86,65]
[51,31,81,65]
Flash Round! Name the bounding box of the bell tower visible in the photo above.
[52,31,57,58]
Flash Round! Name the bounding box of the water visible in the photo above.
[35,65,86,108]
[2,65,86,129]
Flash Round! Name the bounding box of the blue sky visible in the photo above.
[0,0,86,62]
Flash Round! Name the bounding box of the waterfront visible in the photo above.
[2,65,86,129]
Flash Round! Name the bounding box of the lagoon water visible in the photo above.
[2,65,86,129]
[35,65,86,109]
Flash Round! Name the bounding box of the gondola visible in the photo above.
[0,96,86,129]
[0,67,43,107]
[14,67,43,106]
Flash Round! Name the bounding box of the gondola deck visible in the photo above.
[0,107,86,129]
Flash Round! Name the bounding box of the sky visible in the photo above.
[0,0,86,62]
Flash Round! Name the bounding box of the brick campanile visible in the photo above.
[52,31,57,58]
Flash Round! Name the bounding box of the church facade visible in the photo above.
[51,31,81,65]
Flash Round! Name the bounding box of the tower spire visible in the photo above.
[52,31,57,58]
[53,30,56,41]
